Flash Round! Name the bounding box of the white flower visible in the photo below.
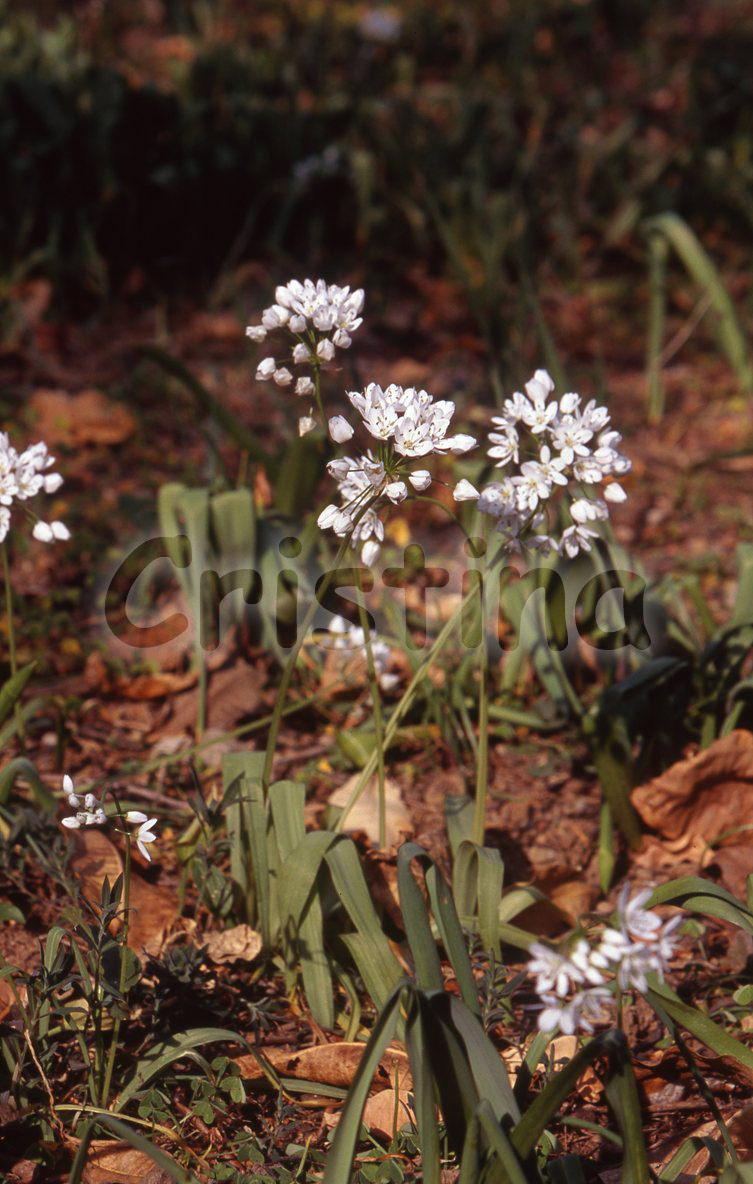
[0,507,9,542]
[570,498,608,524]
[528,941,586,999]
[273,367,294,387]
[316,338,336,362]
[604,482,626,503]
[293,343,311,364]
[408,470,432,491]
[361,539,381,566]
[126,812,158,861]
[295,376,315,397]
[538,988,612,1035]
[333,328,352,349]
[453,479,480,502]
[245,324,267,342]
[298,416,317,436]
[256,357,276,380]
[560,523,599,557]
[61,778,106,829]
[328,416,354,443]
[32,522,53,542]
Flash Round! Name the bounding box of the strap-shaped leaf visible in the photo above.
[115,1027,249,1111]
[648,876,753,936]
[453,840,504,957]
[322,982,407,1184]
[645,978,753,1071]
[0,662,35,726]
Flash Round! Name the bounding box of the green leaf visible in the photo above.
[84,1114,197,1183]
[0,756,56,811]
[645,979,753,1072]
[0,662,36,726]
[648,876,753,936]
[115,1027,249,1111]
[322,983,406,1184]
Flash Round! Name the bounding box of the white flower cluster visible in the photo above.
[314,614,399,692]
[318,384,476,563]
[61,775,158,861]
[528,885,682,1035]
[0,434,70,545]
[246,279,364,437]
[454,369,630,558]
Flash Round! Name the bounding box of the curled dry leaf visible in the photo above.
[234,1042,411,1091]
[631,730,753,894]
[82,1140,175,1184]
[328,774,412,849]
[203,923,262,964]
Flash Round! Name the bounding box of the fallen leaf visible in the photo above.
[329,774,412,848]
[165,661,265,734]
[631,731,753,895]
[361,1087,414,1137]
[203,924,262,964]
[83,1140,175,1183]
[29,388,136,447]
[632,731,753,844]
[234,1042,411,1091]
[67,827,178,954]
[730,1103,753,1160]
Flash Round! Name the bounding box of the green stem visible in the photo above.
[262,533,352,789]
[472,556,490,847]
[100,831,131,1108]
[334,586,476,833]
[312,361,327,429]
[1,541,24,745]
[353,556,386,848]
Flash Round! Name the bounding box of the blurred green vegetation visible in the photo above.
[1,0,753,328]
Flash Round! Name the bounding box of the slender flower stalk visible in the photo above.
[262,530,356,789]
[352,558,387,847]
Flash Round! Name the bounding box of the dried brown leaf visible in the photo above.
[203,924,262,964]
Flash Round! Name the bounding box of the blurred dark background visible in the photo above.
[2,0,752,321]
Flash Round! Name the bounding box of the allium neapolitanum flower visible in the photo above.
[0,434,69,544]
[61,776,159,861]
[317,382,476,564]
[454,369,630,559]
[528,884,682,1034]
[246,279,365,436]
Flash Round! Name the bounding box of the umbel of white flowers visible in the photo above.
[0,434,70,544]
[317,382,476,564]
[527,885,682,1034]
[61,776,158,861]
[246,279,365,437]
[453,369,631,559]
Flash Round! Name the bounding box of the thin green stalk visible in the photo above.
[1,541,24,744]
[353,556,386,848]
[100,831,131,1108]
[262,533,352,789]
[333,587,473,833]
[472,552,490,847]
[312,361,327,429]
